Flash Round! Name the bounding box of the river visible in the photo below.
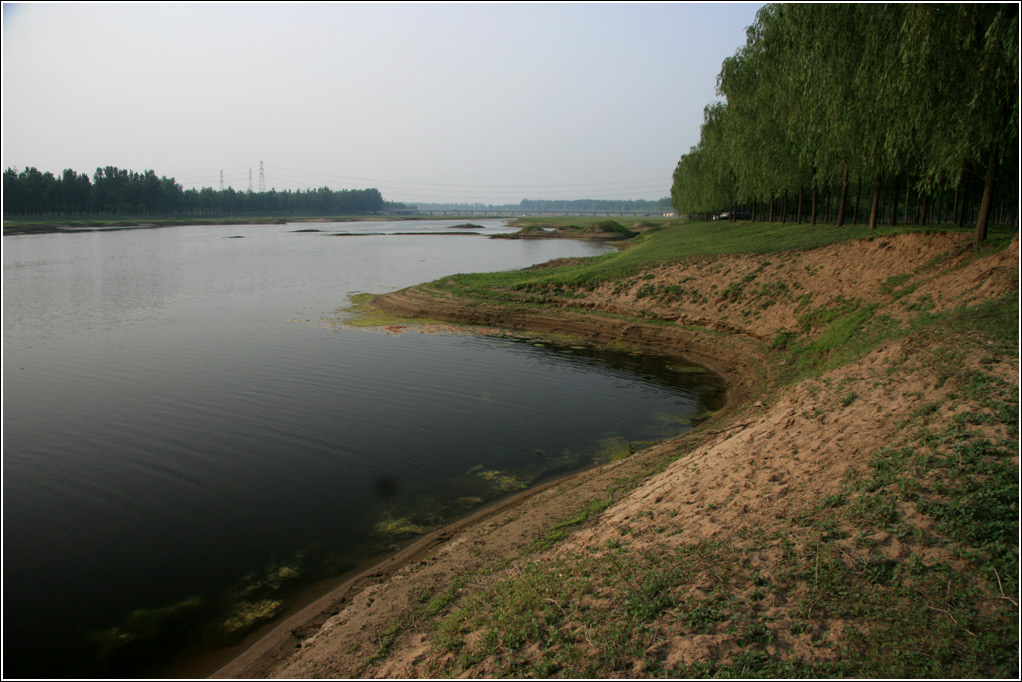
[2,220,726,677]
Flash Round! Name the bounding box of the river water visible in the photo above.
[2,220,727,677]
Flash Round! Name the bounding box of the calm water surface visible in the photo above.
[2,221,726,677]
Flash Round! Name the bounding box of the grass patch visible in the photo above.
[780,304,902,379]
[340,293,445,327]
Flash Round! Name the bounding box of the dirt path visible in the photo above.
[214,231,1017,678]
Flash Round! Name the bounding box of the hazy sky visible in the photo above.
[2,2,763,205]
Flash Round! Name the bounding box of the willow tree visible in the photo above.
[716,5,807,222]
[670,3,1017,237]
[671,102,736,217]
[899,3,1019,245]
[765,3,860,226]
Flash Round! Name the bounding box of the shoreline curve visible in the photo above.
[211,285,766,678]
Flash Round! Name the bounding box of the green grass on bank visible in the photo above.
[435,220,1015,298]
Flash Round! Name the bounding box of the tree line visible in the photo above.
[516,198,672,212]
[2,166,385,216]
[415,198,672,212]
[671,3,1018,245]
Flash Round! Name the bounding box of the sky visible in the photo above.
[2,2,763,205]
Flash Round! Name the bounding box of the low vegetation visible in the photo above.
[494,218,641,241]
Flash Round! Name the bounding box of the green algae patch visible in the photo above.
[468,465,529,492]
[591,436,659,463]
[337,293,444,328]
[84,596,204,655]
[229,558,303,601]
[220,598,283,634]
[652,410,699,429]
[375,514,432,537]
[689,407,721,425]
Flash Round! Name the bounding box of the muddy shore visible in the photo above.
[214,231,1018,678]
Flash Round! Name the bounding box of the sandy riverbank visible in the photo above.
[215,230,1018,678]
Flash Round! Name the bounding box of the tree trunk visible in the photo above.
[769,195,775,223]
[957,175,969,228]
[919,195,928,226]
[890,179,899,226]
[904,178,911,225]
[974,147,997,247]
[811,188,818,225]
[869,176,881,231]
[781,192,788,224]
[852,178,861,225]
[751,197,757,223]
[837,162,849,227]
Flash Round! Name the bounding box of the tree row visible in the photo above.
[671,3,1018,245]
[2,166,385,216]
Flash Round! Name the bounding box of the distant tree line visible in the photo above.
[517,198,672,212]
[416,198,673,212]
[671,3,1018,245]
[2,166,385,216]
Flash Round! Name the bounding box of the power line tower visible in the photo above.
[258,161,266,193]
[248,167,253,193]
[220,170,224,191]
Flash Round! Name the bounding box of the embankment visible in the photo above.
[216,229,1018,679]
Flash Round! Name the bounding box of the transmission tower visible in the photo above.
[219,170,224,191]
[258,161,266,192]
[248,167,253,192]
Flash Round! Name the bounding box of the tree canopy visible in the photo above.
[671,3,1018,243]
